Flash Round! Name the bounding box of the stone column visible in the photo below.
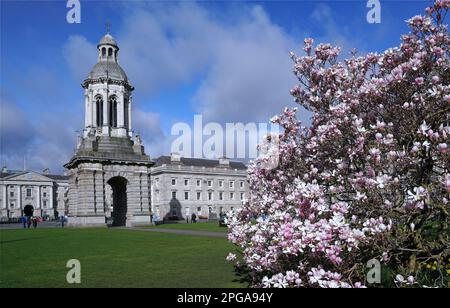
[118,94,124,128]
[36,186,40,209]
[84,93,90,128]
[2,185,6,209]
[148,172,152,215]
[125,171,148,226]
[89,91,94,128]
[67,174,78,216]
[94,170,105,215]
[67,166,106,227]
[49,185,54,211]
[92,94,97,128]
[140,172,150,213]
[128,96,132,132]
[17,186,21,210]
[126,172,142,215]
[77,170,95,216]
[102,90,109,126]
[102,90,109,135]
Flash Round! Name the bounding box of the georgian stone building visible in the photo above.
[151,154,248,221]
[0,168,69,221]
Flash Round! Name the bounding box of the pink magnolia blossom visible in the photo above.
[228,2,449,288]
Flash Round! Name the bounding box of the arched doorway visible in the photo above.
[23,205,34,217]
[107,176,127,227]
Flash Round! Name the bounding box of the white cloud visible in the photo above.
[63,35,97,81]
[60,2,363,162]
[132,108,170,158]
[310,4,365,57]
[193,6,301,123]
[115,3,305,123]
[0,100,35,158]
[0,98,78,174]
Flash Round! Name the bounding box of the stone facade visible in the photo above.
[0,169,69,221]
[64,32,154,228]
[151,154,248,221]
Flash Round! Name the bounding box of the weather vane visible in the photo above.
[105,21,111,34]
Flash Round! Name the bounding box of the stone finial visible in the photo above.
[170,152,181,162]
[219,156,230,166]
[135,134,143,146]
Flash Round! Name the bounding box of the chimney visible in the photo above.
[43,168,50,175]
[170,152,181,163]
[219,156,230,166]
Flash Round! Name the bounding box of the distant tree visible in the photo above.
[227,1,449,288]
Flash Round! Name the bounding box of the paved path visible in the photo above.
[122,227,228,238]
[0,223,228,239]
[0,221,62,230]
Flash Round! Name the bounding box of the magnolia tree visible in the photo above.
[227,1,449,288]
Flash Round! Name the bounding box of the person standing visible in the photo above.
[32,217,37,229]
[27,217,32,229]
[191,213,197,223]
[21,216,26,229]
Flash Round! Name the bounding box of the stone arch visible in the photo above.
[95,95,103,126]
[107,176,128,227]
[108,95,118,128]
[23,204,34,217]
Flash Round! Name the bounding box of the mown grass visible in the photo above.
[0,228,243,288]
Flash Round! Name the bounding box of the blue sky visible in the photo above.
[0,0,432,173]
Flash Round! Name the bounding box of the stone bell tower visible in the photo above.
[64,32,154,227]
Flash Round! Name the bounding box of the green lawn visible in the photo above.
[0,228,243,288]
[149,221,228,233]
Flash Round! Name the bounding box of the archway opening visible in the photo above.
[107,176,127,227]
[23,205,34,217]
